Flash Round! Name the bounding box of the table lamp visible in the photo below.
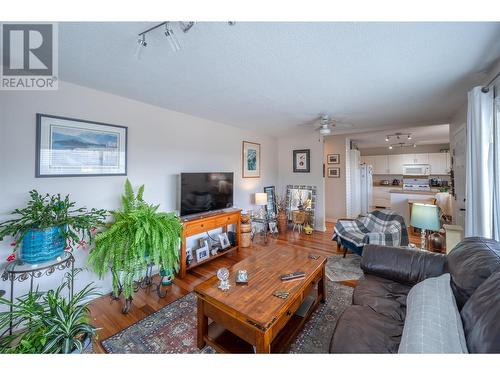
[254,192,268,218]
[411,203,440,250]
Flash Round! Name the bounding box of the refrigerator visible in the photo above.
[347,150,373,217]
[360,164,373,214]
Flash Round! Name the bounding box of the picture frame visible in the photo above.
[196,246,210,262]
[263,186,277,215]
[328,167,341,178]
[186,247,193,265]
[242,141,261,178]
[36,113,127,177]
[293,149,310,173]
[327,154,340,164]
[218,232,231,249]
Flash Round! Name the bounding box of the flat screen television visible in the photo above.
[180,172,234,216]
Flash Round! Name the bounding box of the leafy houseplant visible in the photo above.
[0,270,99,354]
[0,191,107,263]
[88,180,183,300]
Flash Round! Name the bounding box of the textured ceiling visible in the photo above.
[59,22,500,136]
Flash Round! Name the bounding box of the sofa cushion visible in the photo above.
[446,237,500,309]
[398,273,468,353]
[460,271,500,353]
[353,274,411,321]
[329,305,404,353]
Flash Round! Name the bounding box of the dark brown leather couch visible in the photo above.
[329,237,500,353]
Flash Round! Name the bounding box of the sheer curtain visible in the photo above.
[465,86,500,240]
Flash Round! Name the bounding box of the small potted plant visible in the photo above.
[276,194,288,233]
[0,270,99,354]
[88,180,182,303]
[0,191,107,264]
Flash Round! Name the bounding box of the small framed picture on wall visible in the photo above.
[242,141,261,178]
[327,154,340,164]
[327,167,341,178]
[293,149,310,173]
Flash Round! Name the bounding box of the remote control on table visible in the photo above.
[280,271,306,281]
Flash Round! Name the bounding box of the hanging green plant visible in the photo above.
[88,180,182,299]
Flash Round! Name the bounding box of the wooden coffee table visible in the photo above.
[194,245,326,353]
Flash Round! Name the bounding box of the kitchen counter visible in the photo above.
[389,189,439,195]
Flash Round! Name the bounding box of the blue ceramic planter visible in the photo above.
[21,226,66,264]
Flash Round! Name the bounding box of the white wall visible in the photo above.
[277,133,325,231]
[0,81,278,297]
[324,134,349,222]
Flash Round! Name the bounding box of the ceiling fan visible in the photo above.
[300,114,353,136]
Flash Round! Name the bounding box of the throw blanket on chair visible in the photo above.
[333,210,409,248]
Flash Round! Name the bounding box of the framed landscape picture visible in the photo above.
[327,154,340,164]
[328,167,341,178]
[293,149,310,173]
[36,114,127,177]
[242,141,261,178]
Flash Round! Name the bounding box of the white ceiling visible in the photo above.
[59,22,500,137]
[349,124,450,149]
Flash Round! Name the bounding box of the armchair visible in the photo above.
[332,210,409,256]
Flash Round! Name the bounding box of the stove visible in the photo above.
[402,178,431,191]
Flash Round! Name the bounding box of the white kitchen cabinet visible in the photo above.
[413,153,429,164]
[388,154,414,174]
[372,155,389,174]
[373,186,392,208]
[428,153,448,175]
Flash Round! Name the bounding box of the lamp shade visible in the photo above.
[255,192,268,206]
[411,203,440,231]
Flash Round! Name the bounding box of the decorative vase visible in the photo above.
[160,268,174,286]
[20,226,66,264]
[277,213,288,233]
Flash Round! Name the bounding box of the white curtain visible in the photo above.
[465,86,500,240]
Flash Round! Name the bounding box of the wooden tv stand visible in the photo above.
[179,208,242,278]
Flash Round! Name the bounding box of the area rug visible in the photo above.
[101,281,353,354]
[325,254,363,282]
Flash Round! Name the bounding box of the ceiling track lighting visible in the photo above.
[388,142,417,150]
[135,21,234,57]
[385,132,412,142]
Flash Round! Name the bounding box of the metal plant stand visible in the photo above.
[110,264,170,314]
[251,216,279,244]
[1,251,75,336]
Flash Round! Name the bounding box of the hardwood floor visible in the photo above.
[88,221,422,353]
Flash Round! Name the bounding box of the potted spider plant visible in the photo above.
[0,191,107,264]
[87,180,182,302]
[0,270,99,354]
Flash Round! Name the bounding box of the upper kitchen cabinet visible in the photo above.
[428,152,448,175]
[413,153,429,164]
[388,154,414,174]
[362,155,389,174]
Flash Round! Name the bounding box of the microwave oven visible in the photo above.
[402,164,430,176]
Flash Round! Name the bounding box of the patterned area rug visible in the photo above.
[325,254,363,282]
[101,281,353,354]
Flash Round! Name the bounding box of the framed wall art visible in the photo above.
[242,141,261,178]
[328,167,341,178]
[263,185,277,215]
[327,154,340,164]
[36,113,127,177]
[293,149,310,173]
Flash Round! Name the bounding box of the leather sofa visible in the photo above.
[329,237,500,353]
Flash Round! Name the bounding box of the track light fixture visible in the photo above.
[385,132,412,143]
[388,142,417,150]
[164,22,181,52]
[134,34,147,60]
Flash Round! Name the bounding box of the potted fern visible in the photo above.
[0,191,107,264]
[88,180,182,303]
